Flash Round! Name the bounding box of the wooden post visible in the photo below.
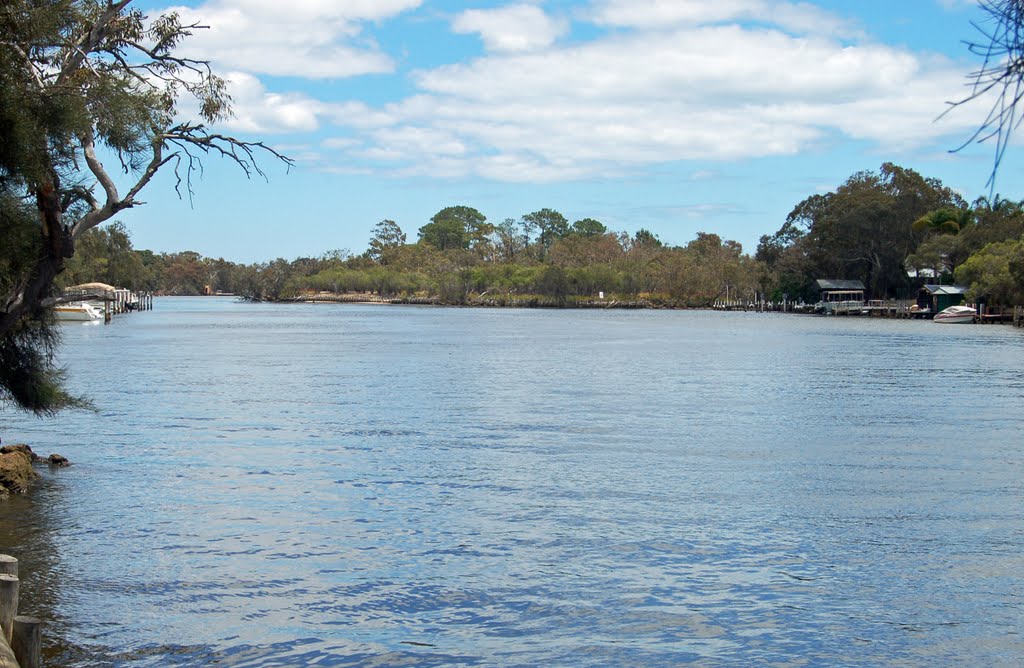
[0,575,17,643]
[0,557,15,578]
[12,616,41,668]
[0,635,17,668]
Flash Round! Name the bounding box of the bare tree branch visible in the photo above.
[944,0,1024,190]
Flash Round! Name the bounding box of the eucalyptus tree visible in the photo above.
[632,228,663,248]
[366,219,407,264]
[522,208,568,258]
[62,221,148,289]
[570,218,607,237]
[0,0,289,413]
[493,217,528,263]
[418,205,487,251]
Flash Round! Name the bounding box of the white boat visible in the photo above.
[53,302,104,322]
[933,305,976,324]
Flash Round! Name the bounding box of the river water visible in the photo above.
[1,297,1023,666]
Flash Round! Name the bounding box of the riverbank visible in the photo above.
[276,291,1024,323]
[0,446,69,500]
[287,291,705,309]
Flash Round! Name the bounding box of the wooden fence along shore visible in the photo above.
[0,555,40,668]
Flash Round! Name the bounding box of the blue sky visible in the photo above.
[115,0,1018,263]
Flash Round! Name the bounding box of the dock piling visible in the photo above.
[0,555,42,668]
[11,618,40,668]
[0,575,17,644]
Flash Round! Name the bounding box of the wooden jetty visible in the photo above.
[61,282,154,323]
[708,298,1023,322]
[0,555,40,668]
[710,298,903,315]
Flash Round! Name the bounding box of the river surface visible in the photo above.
[1,297,1023,666]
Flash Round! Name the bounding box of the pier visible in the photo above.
[710,299,1024,323]
[710,298,905,315]
[61,282,154,323]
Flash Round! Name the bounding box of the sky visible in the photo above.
[112,0,1023,263]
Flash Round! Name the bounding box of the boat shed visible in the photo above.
[816,279,866,301]
[917,285,968,313]
[815,279,866,314]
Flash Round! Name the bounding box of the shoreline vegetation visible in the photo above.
[272,290,819,312]
[60,165,1024,315]
[281,291,683,309]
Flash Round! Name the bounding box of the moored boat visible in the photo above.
[53,302,104,322]
[933,305,976,324]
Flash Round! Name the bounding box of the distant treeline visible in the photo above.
[62,163,1024,307]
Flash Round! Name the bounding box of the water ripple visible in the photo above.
[2,302,1023,666]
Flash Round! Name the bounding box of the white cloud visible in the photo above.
[203,0,989,182]
[589,0,862,38]
[161,0,421,78]
[453,4,568,53]
[219,72,323,133]
[350,24,975,178]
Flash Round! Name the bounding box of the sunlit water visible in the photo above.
[2,297,1023,666]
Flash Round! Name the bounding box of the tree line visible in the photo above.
[66,163,1024,309]
[64,212,759,307]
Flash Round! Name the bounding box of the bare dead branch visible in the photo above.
[158,124,294,204]
[944,0,1024,190]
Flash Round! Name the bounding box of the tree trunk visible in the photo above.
[0,171,73,336]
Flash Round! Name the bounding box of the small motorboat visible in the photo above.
[933,305,976,324]
[53,302,104,322]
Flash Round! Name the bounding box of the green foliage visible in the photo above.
[905,234,961,282]
[549,233,624,267]
[954,239,1024,305]
[759,163,965,299]
[912,208,969,236]
[0,194,39,297]
[418,206,486,250]
[570,218,607,237]
[0,194,87,413]
[0,0,287,414]
[633,228,663,248]
[0,317,90,416]
[63,222,150,289]
[493,218,528,262]
[366,220,407,264]
[522,208,569,258]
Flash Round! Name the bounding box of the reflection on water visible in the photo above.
[2,299,1024,666]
